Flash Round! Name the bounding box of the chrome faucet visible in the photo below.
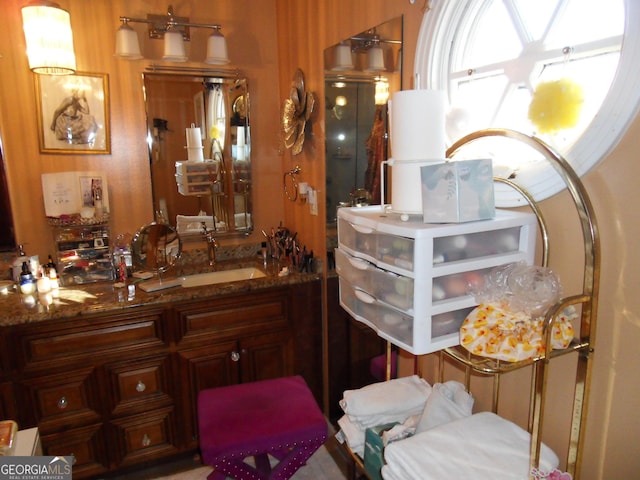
[201,222,219,266]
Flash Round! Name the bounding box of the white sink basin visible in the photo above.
[180,267,266,288]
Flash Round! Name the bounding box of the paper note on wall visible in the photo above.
[41,171,109,217]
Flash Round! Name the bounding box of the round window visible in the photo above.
[415,0,639,205]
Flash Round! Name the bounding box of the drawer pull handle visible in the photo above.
[350,224,374,234]
[57,396,68,409]
[142,434,151,447]
[231,351,240,362]
[136,381,146,392]
[354,289,376,304]
[348,256,370,270]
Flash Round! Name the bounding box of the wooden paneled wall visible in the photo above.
[0,0,284,257]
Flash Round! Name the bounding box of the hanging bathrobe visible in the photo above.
[364,104,387,204]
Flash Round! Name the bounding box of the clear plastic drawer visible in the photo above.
[432,227,523,265]
[338,217,415,272]
[335,248,414,312]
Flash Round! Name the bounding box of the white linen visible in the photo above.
[340,375,432,429]
[415,380,474,433]
[382,412,559,480]
[337,414,365,458]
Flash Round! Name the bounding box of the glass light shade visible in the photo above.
[162,30,187,62]
[115,23,142,59]
[205,31,229,64]
[21,1,76,75]
[332,44,353,70]
[365,46,385,72]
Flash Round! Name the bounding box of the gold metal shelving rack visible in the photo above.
[341,129,599,480]
[438,129,600,479]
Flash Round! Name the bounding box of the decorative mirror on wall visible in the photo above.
[324,16,403,225]
[143,72,252,238]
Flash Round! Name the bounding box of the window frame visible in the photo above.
[415,0,640,205]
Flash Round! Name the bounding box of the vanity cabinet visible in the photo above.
[10,307,171,478]
[172,287,295,447]
[3,280,322,478]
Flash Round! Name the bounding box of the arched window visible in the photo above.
[416,0,639,205]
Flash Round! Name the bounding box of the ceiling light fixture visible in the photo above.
[21,1,76,75]
[115,4,229,64]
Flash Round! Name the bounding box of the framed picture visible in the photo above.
[35,72,111,154]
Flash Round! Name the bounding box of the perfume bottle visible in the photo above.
[19,262,36,295]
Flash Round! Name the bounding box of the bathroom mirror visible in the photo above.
[0,133,16,252]
[131,222,182,274]
[324,16,403,225]
[144,73,252,238]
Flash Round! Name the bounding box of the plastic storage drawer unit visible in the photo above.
[336,206,537,354]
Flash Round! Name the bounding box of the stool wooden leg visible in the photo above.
[254,453,271,475]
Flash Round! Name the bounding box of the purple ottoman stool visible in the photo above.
[197,376,328,480]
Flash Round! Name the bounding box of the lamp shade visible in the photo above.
[332,44,353,71]
[162,30,187,62]
[21,1,76,75]
[205,30,229,64]
[365,46,385,72]
[115,23,142,59]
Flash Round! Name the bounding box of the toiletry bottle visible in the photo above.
[19,262,36,295]
[45,254,58,275]
[36,267,51,293]
[11,245,29,283]
[49,268,59,290]
[118,254,127,284]
[261,242,268,265]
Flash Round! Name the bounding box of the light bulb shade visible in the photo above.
[22,1,76,75]
[365,46,385,72]
[332,44,353,71]
[205,31,229,64]
[162,30,187,62]
[115,23,142,59]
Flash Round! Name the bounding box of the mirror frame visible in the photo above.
[143,70,252,238]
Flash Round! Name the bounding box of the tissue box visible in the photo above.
[364,422,399,480]
[420,159,495,223]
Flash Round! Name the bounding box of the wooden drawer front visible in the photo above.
[105,355,173,417]
[176,290,290,344]
[110,407,178,467]
[20,367,101,431]
[15,309,167,370]
[41,423,108,480]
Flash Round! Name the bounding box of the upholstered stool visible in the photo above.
[197,376,328,480]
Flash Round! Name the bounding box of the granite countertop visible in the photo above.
[0,257,321,327]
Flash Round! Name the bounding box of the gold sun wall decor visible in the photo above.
[282,68,315,155]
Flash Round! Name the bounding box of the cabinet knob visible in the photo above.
[142,434,151,447]
[230,351,240,362]
[136,380,146,392]
[57,396,68,409]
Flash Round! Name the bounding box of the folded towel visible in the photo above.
[337,415,365,457]
[340,375,432,429]
[415,381,474,433]
[382,412,559,480]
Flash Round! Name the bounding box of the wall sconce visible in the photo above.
[21,1,76,75]
[332,43,354,71]
[115,5,229,64]
[365,45,385,72]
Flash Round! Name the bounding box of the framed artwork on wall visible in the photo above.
[35,72,111,154]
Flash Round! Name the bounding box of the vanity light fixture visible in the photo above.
[332,43,354,71]
[21,1,76,75]
[115,5,229,64]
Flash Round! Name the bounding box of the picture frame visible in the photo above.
[35,72,111,154]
